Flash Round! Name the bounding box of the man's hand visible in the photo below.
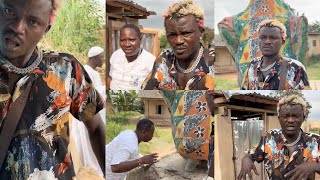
[237,155,259,180]
[140,153,158,165]
[285,162,318,180]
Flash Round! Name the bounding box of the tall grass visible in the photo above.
[42,0,103,63]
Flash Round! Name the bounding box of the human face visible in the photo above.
[258,26,283,58]
[120,28,141,57]
[142,126,155,142]
[278,104,304,136]
[0,0,52,60]
[165,15,202,61]
[95,53,104,67]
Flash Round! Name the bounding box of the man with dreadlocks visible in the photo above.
[238,95,320,180]
[143,0,214,90]
[0,0,105,179]
[242,19,310,90]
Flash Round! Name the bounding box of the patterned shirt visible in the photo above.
[242,56,310,90]
[0,50,104,179]
[162,90,214,160]
[250,129,320,180]
[142,49,215,90]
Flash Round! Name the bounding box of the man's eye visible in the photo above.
[30,20,39,26]
[182,32,192,36]
[4,8,14,15]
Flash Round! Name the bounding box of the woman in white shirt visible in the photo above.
[109,24,156,90]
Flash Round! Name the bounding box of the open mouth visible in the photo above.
[5,38,20,49]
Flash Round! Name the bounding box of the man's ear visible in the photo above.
[45,25,52,33]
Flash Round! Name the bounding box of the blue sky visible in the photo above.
[131,0,215,30]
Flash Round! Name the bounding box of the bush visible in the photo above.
[43,0,103,62]
[308,54,320,65]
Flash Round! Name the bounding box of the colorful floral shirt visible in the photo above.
[142,49,215,90]
[242,56,310,90]
[0,50,104,179]
[250,129,320,180]
[162,90,214,160]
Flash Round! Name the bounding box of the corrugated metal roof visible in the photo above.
[215,90,279,104]
[138,90,163,99]
[213,34,226,47]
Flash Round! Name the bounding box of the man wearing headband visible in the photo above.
[143,0,214,90]
[242,19,310,90]
[0,0,105,179]
[238,95,320,180]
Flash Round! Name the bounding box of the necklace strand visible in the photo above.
[1,50,43,75]
[260,60,276,72]
[284,130,301,147]
[176,46,204,74]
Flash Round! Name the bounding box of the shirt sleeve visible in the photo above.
[142,57,161,90]
[110,134,138,165]
[249,132,267,163]
[70,58,105,122]
[297,64,310,90]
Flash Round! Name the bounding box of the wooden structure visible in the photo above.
[214,91,279,180]
[106,0,158,74]
[138,91,170,126]
[214,34,236,73]
[308,32,320,58]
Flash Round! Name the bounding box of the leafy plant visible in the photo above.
[43,0,103,63]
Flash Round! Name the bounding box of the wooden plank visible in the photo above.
[230,95,278,105]
[107,1,149,16]
[215,107,235,180]
[266,115,280,131]
[217,104,277,114]
[214,97,228,104]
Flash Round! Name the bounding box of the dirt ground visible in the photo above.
[215,72,237,80]
[154,153,208,180]
[309,80,320,90]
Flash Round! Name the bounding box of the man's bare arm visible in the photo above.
[83,113,106,175]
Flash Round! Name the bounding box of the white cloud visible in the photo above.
[132,0,215,30]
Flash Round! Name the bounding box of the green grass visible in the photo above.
[307,63,320,80]
[215,77,239,90]
[106,111,141,143]
[140,128,173,155]
[106,111,173,155]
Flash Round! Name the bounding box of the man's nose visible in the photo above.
[124,40,131,47]
[286,116,295,123]
[9,19,26,35]
[175,35,184,45]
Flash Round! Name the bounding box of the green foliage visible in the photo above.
[308,21,320,33]
[307,63,320,80]
[203,27,214,48]
[111,91,144,113]
[310,128,320,134]
[44,0,103,59]
[106,111,174,155]
[215,78,239,90]
[307,54,320,65]
[106,111,141,143]
[269,91,312,118]
[159,34,170,52]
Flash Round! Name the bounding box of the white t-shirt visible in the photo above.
[84,64,103,88]
[71,65,106,177]
[109,49,155,90]
[105,130,140,180]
